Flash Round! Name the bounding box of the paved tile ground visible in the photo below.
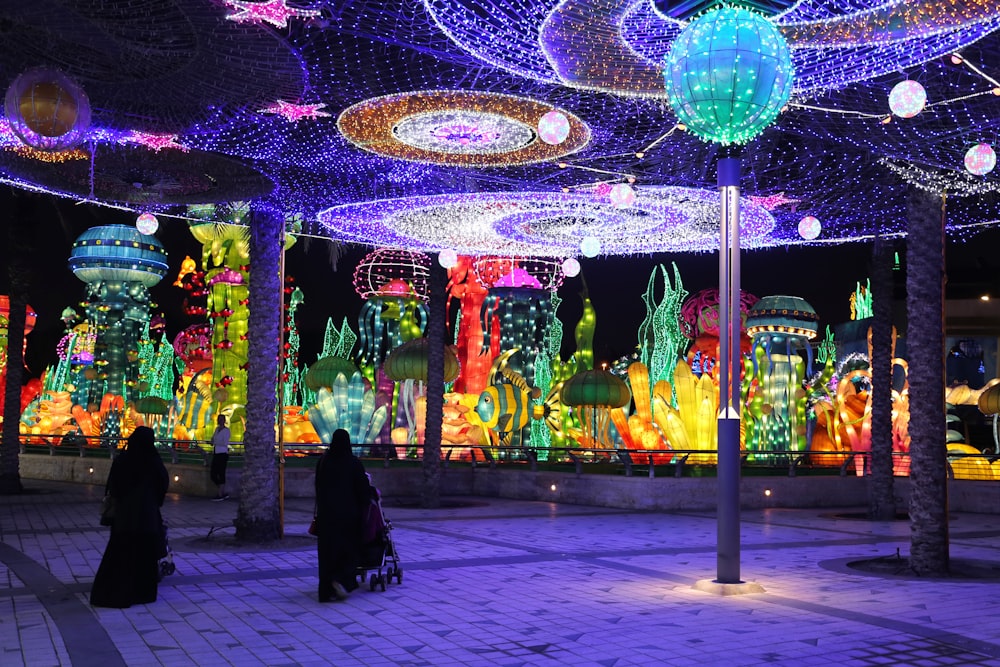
[2,478,1000,666]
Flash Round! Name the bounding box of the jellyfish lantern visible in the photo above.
[353,249,430,379]
[476,257,564,386]
[743,295,819,456]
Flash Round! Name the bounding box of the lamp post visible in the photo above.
[664,5,794,590]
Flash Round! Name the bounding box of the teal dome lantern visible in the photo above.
[663,7,794,145]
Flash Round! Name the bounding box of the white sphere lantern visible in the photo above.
[580,236,601,258]
[608,183,636,208]
[438,248,458,269]
[135,212,159,235]
[561,257,581,277]
[797,215,821,240]
[888,80,926,118]
[964,143,997,175]
[538,110,570,145]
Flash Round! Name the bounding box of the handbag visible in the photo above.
[99,494,117,526]
[308,516,318,536]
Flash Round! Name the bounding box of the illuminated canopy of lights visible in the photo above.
[1,1,1000,251]
[337,90,589,166]
[427,0,1000,95]
[318,188,775,257]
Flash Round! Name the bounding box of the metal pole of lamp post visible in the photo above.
[717,156,742,584]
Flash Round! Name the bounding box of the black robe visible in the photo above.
[315,434,371,598]
[91,432,169,608]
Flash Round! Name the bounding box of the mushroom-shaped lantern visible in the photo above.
[560,369,631,449]
[384,338,460,449]
[744,295,819,455]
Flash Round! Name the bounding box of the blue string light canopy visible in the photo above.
[663,6,795,144]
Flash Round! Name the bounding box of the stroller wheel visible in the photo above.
[395,568,403,584]
[369,573,377,592]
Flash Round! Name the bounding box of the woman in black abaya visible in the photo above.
[90,426,169,608]
[315,429,371,601]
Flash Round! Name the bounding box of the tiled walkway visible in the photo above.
[3,479,1000,666]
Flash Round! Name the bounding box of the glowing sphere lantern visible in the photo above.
[663,7,794,145]
[562,257,581,277]
[798,216,821,240]
[580,236,601,258]
[888,80,927,118]
[538,110,570,145]
[965,143,997,176]
[4,68,91,151]
[136,212,159,235]
[609,183,636,208]
[438,248,458,269]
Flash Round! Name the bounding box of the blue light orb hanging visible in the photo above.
[663,7,794,145]
[580,236,601,258]
[964,143,997,176]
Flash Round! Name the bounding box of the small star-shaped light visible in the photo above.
[259,100,331,122]
[126,131,189,153]
[224,0,321,28]
[748,192,800,211]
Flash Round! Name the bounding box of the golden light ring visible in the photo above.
[337,90,589,167]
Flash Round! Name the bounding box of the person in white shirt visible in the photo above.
[210,414,231,501]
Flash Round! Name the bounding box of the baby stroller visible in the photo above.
[357,484,401,592]
[157,517,176,582]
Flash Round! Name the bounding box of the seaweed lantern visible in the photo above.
[743,295,819,455]
[353,249,429,376]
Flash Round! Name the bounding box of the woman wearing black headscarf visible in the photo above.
[314,429,371,601]
[91,426,169,608]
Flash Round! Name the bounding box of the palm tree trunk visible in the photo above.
[0,189,34,495]
[235,201,282,541]
[869,233,895,519]
[421,257,446,508]
[906,187,949,574]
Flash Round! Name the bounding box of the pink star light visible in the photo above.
[127,131,189,152]
[259,100,331,122]
[224,0,321,29]
[748,192,800,211]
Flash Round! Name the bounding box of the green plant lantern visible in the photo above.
[663,6,794,145]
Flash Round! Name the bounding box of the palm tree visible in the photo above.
[421,257,447,508]
[0,189,36,494]
[869,233,895,519]
[905,187,949,574]
[234,201,282,541]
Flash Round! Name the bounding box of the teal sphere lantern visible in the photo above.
[664,7,794,145]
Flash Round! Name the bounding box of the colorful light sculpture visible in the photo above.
[438,249,458,269]
[743,295,819,457]
[4,67,91,151]
[679,288,757,378]
[560,369,631,448]
[561,257,580,277]
[888,80,928,118]
[609,183,636,208]
[68,225,168,407]
[964,142,997,175]
[664,7,794,145]
[353,249,430,374]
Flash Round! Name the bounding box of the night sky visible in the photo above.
[3,187,997,381]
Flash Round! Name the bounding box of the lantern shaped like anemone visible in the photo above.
[743,295,819,457]
[353,249,430,373]
[679,288,758,377]
[305,356,361,391]
[68,225,167,406]
[5,67,91,151]
[474,256,563,386]
[664,7,794,145]
[561,369,631,449]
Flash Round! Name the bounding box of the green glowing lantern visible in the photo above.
[305,356,361,391]
[384,338,460,384]
[560,370,631,410]
[663,6,794,145]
